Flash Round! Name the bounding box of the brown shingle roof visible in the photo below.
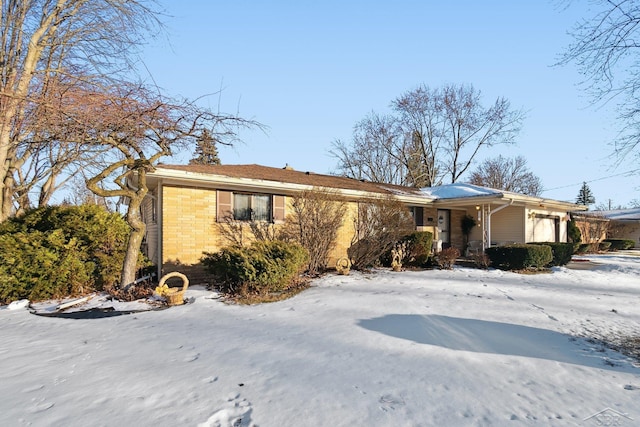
[156,163,423,196]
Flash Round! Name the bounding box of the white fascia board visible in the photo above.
[432,193,582,212]
[151,168,434,205]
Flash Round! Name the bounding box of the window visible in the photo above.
[151,194,157,223]
[234,193,272,221]
[216,190,285,223]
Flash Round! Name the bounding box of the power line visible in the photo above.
[541,169,640,193]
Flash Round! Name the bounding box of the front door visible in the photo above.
[437,209,451,248]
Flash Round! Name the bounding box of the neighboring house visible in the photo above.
[140,164,584,281]
[577,208,640,247]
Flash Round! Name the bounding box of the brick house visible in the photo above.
[139,164,584,281]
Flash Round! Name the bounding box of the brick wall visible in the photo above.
[162,185,221,281]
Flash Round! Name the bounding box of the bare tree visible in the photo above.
[436,84,524,183]
[393,85,448,187]
[55,81,261,288]
[468,155,544,196]
[331,113,410,185]
[280,189,347,275]
[559,0,640,163]
[216,214,278,248]
[10,74,112,214]
[0,0,162,221]
[348,196,415,270]
[332,84,524,187]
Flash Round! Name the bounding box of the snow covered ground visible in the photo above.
[1,253,639,427]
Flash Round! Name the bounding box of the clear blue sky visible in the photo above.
[141,1,639,207]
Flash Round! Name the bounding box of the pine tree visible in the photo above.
[190,129,221,165]
[576,181,595,206]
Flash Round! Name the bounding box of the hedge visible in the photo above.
[202,240,309,295]
[603,238,635,250]
[485,244,553,270]
[527,242,574,266]
[0,205,141,304]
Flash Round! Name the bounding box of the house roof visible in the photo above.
[150,164,584,211]
[421,183,504,199]
[421,182,585,211]
[153,163,430,201]
[583,208,640,221]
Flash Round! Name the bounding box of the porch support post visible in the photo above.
[486,200,514,248]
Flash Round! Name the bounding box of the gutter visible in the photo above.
[150,167,435,206]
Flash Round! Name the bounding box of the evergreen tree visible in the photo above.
[190,129,221,165]
[576,181,595,206]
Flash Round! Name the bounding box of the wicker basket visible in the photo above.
[158,272,189,306]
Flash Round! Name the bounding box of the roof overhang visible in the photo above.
[431,194,585,211]
[148,167,435,206]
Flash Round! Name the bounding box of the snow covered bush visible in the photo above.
[485,244,552,271]
[0,205,143,304]
[201,240,309,296]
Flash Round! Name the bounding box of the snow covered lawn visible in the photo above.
[1,253,639,426]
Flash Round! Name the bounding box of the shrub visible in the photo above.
[567,218,581,244]
[599,241,612,251]
[0,205,140,304]
[471,252,491,269]
[436,247,460,270]
[527,242,574,266]
[348,197,415,270]
[280,189,347,275]
[576,243,593,254]
[461,214,476,249]
[404,231,433,266]
[603,238,635,250]
[202,240,309,296]
[485,244,553,270]
[382,231,434,268]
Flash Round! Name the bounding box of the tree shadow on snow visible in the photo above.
[358,314,637,372]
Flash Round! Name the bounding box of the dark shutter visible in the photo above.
[414,207,424,227]
[273,195,285,223]
[217,190,233,222]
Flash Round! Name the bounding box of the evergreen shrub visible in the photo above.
[527,242,574,266]
[202,240,309,295]
[603,238,635,250]
[485,244,552,270]
[599,241,612,251]
[381,231,433,267]
[0,205,136,304]
[405,231,433,266]
[576,243,593,254]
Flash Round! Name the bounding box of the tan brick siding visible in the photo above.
[327,201,358,267]
[162,185,221,267]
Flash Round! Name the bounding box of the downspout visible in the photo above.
[487,199,514,248]
[157,180,163,280]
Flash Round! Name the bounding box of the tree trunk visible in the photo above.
[120,192,147,288]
